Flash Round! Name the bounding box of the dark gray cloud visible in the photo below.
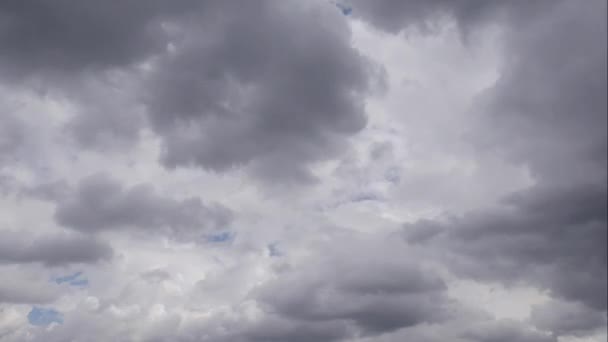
[55,173,233,241]
[404,182,607,313]
[471,0,607,187]
[1,1,381,183]
[0,0,198,77]
[0,1,196,152]
[171,236,475,342]
[0,230,112,266]
[143,1,379,183]
[530,299,607,337]
[350,0,552,35]
[175,264,555,342]
[357,0,607,328]
[248,240,452,340]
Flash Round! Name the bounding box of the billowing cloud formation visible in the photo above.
[392,0,607,337]
[143,1,378,182]
[253,241,450,338]
[0,0,605,341]
[471,0,607,186]
[405,182,607,315]
[1,1,380,183]
[55,174,232,240]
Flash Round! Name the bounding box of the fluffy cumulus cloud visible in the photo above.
[0,0,605,341]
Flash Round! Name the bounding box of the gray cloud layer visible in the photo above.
[0,230,112,266]
[0,0,195,76]
[55,174,232,241]
[0,280,59,305]
[253,253,449,338]
[0,0,605,340]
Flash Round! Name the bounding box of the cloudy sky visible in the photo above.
[0,1,606,341]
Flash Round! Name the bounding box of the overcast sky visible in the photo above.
[0,1,606,341]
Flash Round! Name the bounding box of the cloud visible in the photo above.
[358,0,607,333]
[247,236,452,339]
[0,230,113,266]
[459,319,556,342]
[142,1,380,183]
[0,280,59,305]
[404,182,607,315]
[1,1,382,184]
[0,113,24,167]
[530,299,607,337]
[470,0,607,187]
[0,1,604,341]
[55,173,233,241]
[0,0,196,77]
[349,0,551,35]
[352,0,606,187]
[140,269,171,283]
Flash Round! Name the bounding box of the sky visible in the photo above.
[0,1,606,341]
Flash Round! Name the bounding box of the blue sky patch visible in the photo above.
[54,271,89,288]
[333,2,353,16]
[206,231,234,243]
[28,307,63,326]
[350,192,382,203]
[268,242,282,257]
